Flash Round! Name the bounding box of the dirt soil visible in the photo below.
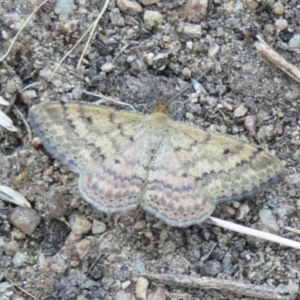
[1,0,300,299]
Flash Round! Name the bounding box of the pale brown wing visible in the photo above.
[29,101,145,172]
[78,135,160,213]
[142,137,215,227]
[168,120,284,204]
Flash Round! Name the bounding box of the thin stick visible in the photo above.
[167,67,212,105]
[254,34,300,84]
[4,276,37,299]
[76,0,110,69]
[51,0,110,77]
[207,216,300,250]
[0,0,49,63]
[87,232,108,275]
[82,90,136,111]
[284,226,300,235]
[140,273,289,300]
[22,82,40,91]
[13,106,32,141]
[51,23,93,77]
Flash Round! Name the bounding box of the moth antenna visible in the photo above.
[135,49,160,102]
[166,66,213,105]
[135,48,212,110]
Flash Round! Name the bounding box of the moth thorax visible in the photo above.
[153,100,169,114]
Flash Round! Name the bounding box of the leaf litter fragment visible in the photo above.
[0,110,18,132]
[0,185,31,208]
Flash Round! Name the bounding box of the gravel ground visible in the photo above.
[1,1,300,299]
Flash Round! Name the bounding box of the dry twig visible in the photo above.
[254,34,300,84]
[0,0,49,63]
[206,217,300,250]
[141,273,293,300]
[4,276,37,300]
[51,0,110,77]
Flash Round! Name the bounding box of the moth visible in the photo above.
[29,100,284,227]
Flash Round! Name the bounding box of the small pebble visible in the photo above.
[101,62,114,73]
[186,41,194,51]
[205,96,218,107]
[182,67,192,78]
[244,115,257,134]
[202,229,212,241]
[92,220,107,234]
[276,283,290,294]
[146,52,154,66]
[284,280,299,294]
[208,43,220,59]
[272,1,285,15]
[245,0,260,12]
[222,253,233,275]
[76,237,93,258]
[234,0,244,11]
[69,215,92,236]
[185,112,195,121]
[47,192,68,218]
[223,205,236,217]
[186,0,208,22]
[191,78,207,95]
[21,90,37,105]
[144,10,163,29]
[11,230,25,241]
[276,279,299,294]
[266,109,279,123]
[178,22,202,38]
[152,53,168,69]
[276,204,295,219]
[259,209,280,232]
[10,207,41,235]
[121,280,131,290]
[274,19,288,31]
[136,277,149,300]
[289,34,300,49]
[219,125,227,134]
[234,103,247,117]
[288,173,300,186]
[44,166,54,177]
[202,260,222,276]
[6,77,22,94]
[112,281,123,293]
[31,136,42,148]
[226,1,235,13]
[134,258,146,272]
[189,93,199,104]
[117,0,142,15]
[256,124,274,141]
[38,253,51,273]
[3,240,19,255]
[12,251,28,267]
[221,98,233,111]
[133,220,146,231]
[235,204,250,220]
[216,27,224,37]
[109,8,125,26]
[232,201,243,209]
[54,0,73,17]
